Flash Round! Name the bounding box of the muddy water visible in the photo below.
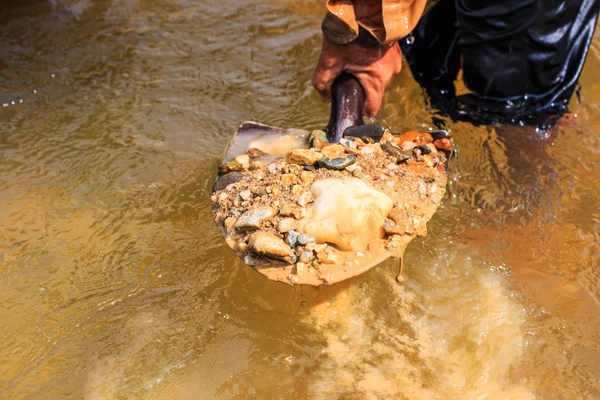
[1,1,599,398]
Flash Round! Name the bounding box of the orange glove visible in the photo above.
[312,37,402,117]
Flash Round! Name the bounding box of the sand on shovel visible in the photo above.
[211,122,451,286]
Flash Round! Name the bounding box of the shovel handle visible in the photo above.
[326,72,365,143]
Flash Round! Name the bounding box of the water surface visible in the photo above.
[1,1,599,398]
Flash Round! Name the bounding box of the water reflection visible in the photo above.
[1,0,599,399]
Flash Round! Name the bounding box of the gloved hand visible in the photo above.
[312,37,402,117]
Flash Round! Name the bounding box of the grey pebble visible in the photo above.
[286,230,300,247]
[297,233,315,245]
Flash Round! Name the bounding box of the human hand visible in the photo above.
[312,38,402,117]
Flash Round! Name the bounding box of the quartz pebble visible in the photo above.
[340,138,357,148]
[296,192,312,206]
[239,190,251,201]
[235,154,250,168]
[277,218,295,233]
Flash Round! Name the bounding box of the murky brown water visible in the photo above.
[1,1,599,399]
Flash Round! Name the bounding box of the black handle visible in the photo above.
[325,72,365,143]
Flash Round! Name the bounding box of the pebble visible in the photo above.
[423,154,435,167]
[291,185,303,197]
[304,243,321,251]
[300,171,314,185]
[381,141,410,163]
[340,138,357,148]
[239,190,251,201]
[433,138,453,151]
[224,216,237,233]
[248,232,295,263]
[244,254,258,266]
[286,230,300,247]
[234,154,250,168]
[281,173,297,185]
[234,207,274,231]
[219,159,243,174]
[297,233,315,245]
[277,218,295,233]
[309,130,329,149]
[425,143,438,154]
[267,163,279,174]
[217,192,229,204]
[320,144,345,159]
[317,155,356,170]
[345,146,361,156]
[249,161,263,170]
[296,192,313,206]
[295,262,307,276]
[213,172,244,192]
[280,205,306,219]
[401,141,416,153]
[413,145,431,155]
[287,149,323,166]
[246,148,265,158]
[386,235,407,254]
[316,247,339,264]
[361,146,374,155]
[383,219,404,235]
[299,250,314,263]
[395,131,433,145]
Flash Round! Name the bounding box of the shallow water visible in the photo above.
[1,1,600,398]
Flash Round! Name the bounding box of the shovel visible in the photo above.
[211,73,454,286]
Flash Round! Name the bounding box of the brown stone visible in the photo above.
[281,173,298,186]
[224,216,237,233]
[345,146,361,156]
[248,232,295,263]
[320,144,345,159]
[316,247,340,264]
[246,148,265,158]
[433,138,453,151]
[388,207,408,225]
[291,184,304,197]
[287,149,323,166]
[300,171,315,185]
